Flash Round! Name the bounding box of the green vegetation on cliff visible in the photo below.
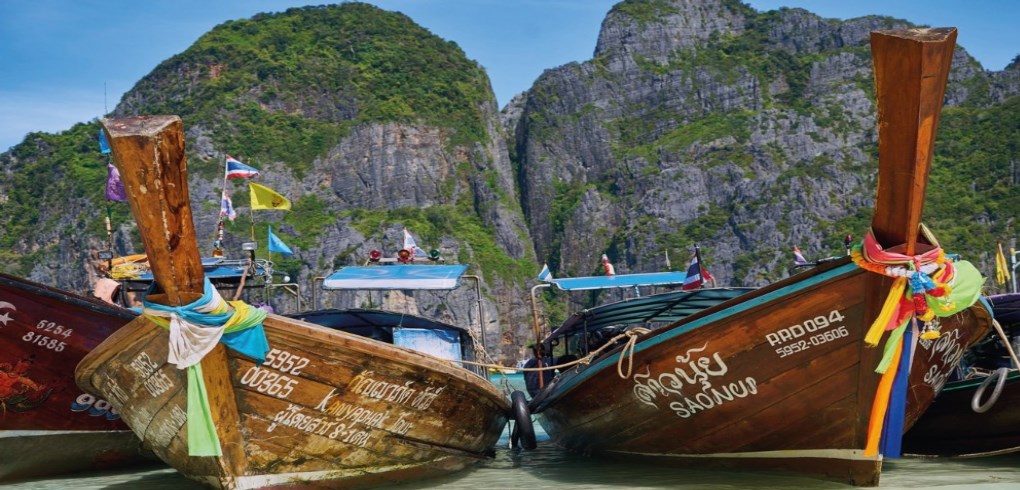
[129,2,492,172]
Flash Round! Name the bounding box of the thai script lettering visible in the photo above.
[347,371,446,410]
[632,342,755,419]
[920,327,963,392]
[151,405,187,447]
[267,404,371,447]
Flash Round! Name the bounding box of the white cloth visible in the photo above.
[145,288,230,369]
[167,313,226,369]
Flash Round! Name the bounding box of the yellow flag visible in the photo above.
[996,242,1010,285]
[249,182,291,210]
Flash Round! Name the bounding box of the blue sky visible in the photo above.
[1,1,1017,151]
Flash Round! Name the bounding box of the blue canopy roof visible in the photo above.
[322,264,469,290]
[132,258,267,282]
[544,271,688,291]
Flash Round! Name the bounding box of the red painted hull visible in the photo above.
[0,273,151,481]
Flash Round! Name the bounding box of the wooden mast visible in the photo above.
[869,28,957,254]
[100,115,247,477]
[101,116,205,305]
[855,28,957,468]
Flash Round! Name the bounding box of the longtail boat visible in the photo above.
[902,293,1020,457]
[525,28,993,486]
[74,116,509,489]
[298,258,492,380]
[0,273,150,482]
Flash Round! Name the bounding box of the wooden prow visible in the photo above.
[101,116,205,306]
[870,27,956,255]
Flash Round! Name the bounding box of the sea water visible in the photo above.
[5,373,1020,489]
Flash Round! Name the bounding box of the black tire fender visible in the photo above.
[972,367,1009,413]
[509,390,537,450]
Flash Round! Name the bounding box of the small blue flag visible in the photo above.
[267,225,294,256]
[99,128,111,154]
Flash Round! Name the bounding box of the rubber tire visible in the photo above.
[972,367,1009,413]
[510,390,537,450]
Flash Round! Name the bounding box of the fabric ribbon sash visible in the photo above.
[851,225,985,458]
[142,279,270,456]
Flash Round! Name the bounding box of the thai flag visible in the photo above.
[403,228,428,257]
[681,255,712,290]
[219,190,237,221]
[225,155,260,179]
[794,245,810,265]
[537,263,553,281]
[601,254,616,276]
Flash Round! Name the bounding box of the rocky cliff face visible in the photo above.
[3,0,1020,364]
[511,0,1019,289]
[1,3,537,362]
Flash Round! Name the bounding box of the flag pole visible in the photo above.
[249,205,256,242]
[104,150,114,252]
[215,155,230,256]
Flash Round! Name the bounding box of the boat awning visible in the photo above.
[990,293,1020,326]
[322,264,469,290]
[289,308,467,334]
[548,287,755,338]
[131,258,267,282]
[544,271,688,291]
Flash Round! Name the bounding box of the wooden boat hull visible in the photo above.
[0,273,149,481]
[903,370,1020,457]
[75,312,509,489]
[531,261,992,485]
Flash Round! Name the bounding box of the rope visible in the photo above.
[992,319,1020,371]
[109,262,149,280]
[452,327,652,380]
[616,327,650,379]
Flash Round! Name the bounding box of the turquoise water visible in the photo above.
[5,373,1020,489]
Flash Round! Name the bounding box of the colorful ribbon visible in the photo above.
[142,278,270,456]
[852,225,985,458]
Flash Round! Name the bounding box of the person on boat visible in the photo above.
[524,344,555,397]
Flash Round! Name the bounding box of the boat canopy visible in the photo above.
[290,308,469,335]
[544,271,688,291]
[548,287,754,338]
[989,293,1020,326]
[322,264,469,290]
[132,257,268,282]
[289,308,469,363]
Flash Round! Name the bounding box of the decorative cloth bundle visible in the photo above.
[851,224,985,458]
[851,224,982,344]
[142,278,270,456]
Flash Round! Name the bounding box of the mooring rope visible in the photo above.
[454,327,652,380]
